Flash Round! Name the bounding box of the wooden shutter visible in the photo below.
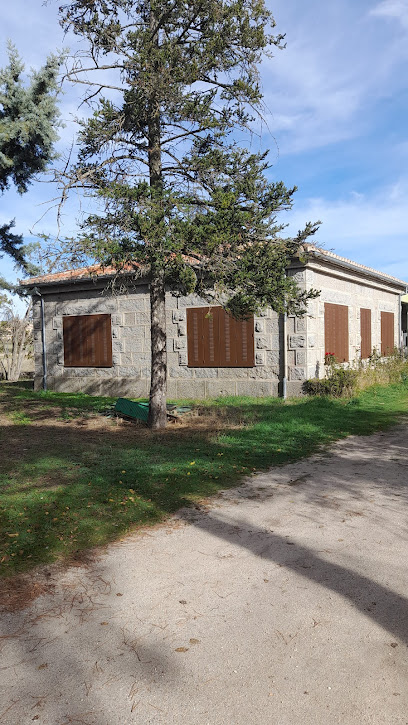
[381,312,394,356]
[187,307,211,366]
[187,307,254,367]
[360,308,372,360]
[63,314,112,367]
[324,303,349,362]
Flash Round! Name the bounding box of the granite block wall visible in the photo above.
[32,263,403,398]
[33,285,283,398]
[304,264,402,379]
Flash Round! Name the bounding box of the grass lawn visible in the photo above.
[1,379,408,577]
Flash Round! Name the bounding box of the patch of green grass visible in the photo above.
[10,386,118,412]
[1,380,408,576]
[9,410,32,426]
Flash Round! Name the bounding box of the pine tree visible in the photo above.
[57,0,319,428]
[0,43,61,275]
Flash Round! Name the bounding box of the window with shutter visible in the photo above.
[360,308,372,359]
[381,311,394,356]
[63,314,113,367]
[324,303,349,362]
[187,306,255,367]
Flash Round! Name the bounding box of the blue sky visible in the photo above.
[1,0,408,313]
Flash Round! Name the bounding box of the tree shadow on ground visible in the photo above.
[0,557,179,724]
[1,406,408,721]
[180,509,408,646]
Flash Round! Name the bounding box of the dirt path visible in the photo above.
[1,424,408,724]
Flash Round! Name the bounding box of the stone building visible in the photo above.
[20,248,407,399]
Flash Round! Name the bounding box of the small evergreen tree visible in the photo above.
[0,43,61,275]
[57,0,319,428]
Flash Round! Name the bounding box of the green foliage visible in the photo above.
[0,43,61,275]
[0,43,61,194]
[1,379,408,575]
[0,220,24,272]
[360,348,408,388]
[304,366,359,397]
[304,349,408,398]
[56,0,320,316]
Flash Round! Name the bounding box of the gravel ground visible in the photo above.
[1,424,408,725]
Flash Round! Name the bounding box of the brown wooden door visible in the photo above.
[324,303,349,362]
[381,312,394,356]
[360,308,372,359]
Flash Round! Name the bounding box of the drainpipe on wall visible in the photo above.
[32,287,47,391]
[402,286,408,353]
[399,292,403,350]
[282,311,287,400]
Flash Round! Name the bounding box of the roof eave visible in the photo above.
[308,249,408,291]
[18,269,147,293]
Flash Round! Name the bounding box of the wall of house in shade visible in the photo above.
[31,259,405,399]
[32,281,308,398]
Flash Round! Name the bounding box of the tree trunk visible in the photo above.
[14,302,31,381]
[2,302,32,382]
[147,5,167,429]
[148,268,167,429]
[8,319,20,381]
[14,327,27,380]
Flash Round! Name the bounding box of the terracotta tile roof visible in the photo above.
[19,263,121,286]
[19,255,200,287]
[19,247,407,289]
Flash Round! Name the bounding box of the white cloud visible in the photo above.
[284,179,408,281]
[261,34,364,152]
[259,0,408,154]
[370,0,408,29]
